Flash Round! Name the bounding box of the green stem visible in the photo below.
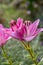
[21,41,38,65]
[28,43,38,65]
[1,46,12,65]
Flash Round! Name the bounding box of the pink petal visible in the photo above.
[7,29,23,40]
[29,19,40,35]
[24,28,43,42]
[10,20,17,31]
[4,26,26,40]
[10,20,16,26]
[0,29,4,45]
[5,33,11,40]
[5,29,22,40]
[23,36,35,42]
[0,28,11,46]
[17,17,23,29]
[10,32,22,40]
[34,28,43,36]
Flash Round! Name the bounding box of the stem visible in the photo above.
[28,43,38,65]
[21,41,27,48]
[1,46,12,65]
[21,41,38,65]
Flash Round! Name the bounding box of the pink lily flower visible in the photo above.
[0,24,11,47]
[5,18,43,42]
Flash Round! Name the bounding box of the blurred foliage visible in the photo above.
[0,0,43,65]
[0,0,43,26]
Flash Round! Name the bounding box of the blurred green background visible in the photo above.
[0,0,43,65]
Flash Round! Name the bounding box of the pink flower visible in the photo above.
[5,18,43,42]
[0,24,11,47]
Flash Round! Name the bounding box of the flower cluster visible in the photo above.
[0,18,43,65]
[0,18,43,47]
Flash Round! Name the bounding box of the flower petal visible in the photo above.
[24,28,43,42]
[10,20,17,31]
[23,36,35,41]
[29,19,40,35]
[10,20,16,26]
[17,17,23,29]
[34,28,43,36]
[0,28,11,46]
